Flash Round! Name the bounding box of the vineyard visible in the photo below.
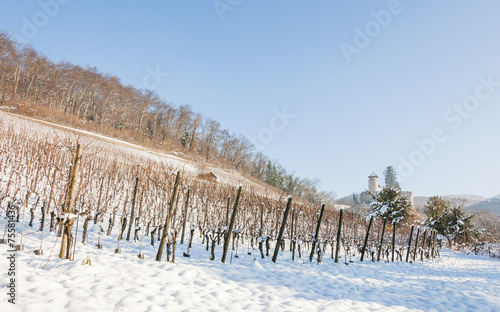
[0,112,439,267]
[2,111,500,312]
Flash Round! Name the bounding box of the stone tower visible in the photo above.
[368,172,381,193]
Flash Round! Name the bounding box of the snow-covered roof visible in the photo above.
[368,172,378,178]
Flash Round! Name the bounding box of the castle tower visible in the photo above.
[368,172,381,193]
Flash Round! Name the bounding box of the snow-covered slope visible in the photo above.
[0,110,276,196]
[1,214,499,312]
[2,110,500,312]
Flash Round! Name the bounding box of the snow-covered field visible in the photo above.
[1,110,499,311]
[1,215,499,312]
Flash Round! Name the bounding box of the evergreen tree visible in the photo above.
[369,186,412,224]
[424,196,448,221]
[264,161,284,189]
[383,166,400,189]
[423,197,475,247]
[181,131,189,148]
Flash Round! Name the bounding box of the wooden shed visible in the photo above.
[199,172,217,183]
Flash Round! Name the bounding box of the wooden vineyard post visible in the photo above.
[431,230,437,259]
[59,143,82,260]
[290,208,295,260]
[272,197,292,263]
[377,218,387,262]
[156,171,182,261]
[421,229,427,262]
[334,209,344,263]
[94,177,105,224]
[412,228,420,263]
[360,216,373,262]
[225,196,231,226]
[72,206,82,260]
[309,204,325,262]
[180,189,190,245]
[406,225,414,263]
[391,223,396,262]
[221,186,243,264]
[126,177,139,241]
[260,203,264,235]
[258,203,265,259]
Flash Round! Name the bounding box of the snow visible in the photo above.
[0,111,279,199]
[1,215,500,312]
[2,111,500,311]
[64,213,79,220]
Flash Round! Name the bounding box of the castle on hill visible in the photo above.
[354,172,414,207]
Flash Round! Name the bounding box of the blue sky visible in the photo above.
[2,0,500,199]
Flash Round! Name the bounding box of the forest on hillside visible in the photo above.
[0,31,335,206]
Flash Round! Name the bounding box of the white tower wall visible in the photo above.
[368,172,380,193]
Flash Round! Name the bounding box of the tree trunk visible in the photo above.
[82,217,90,244]
[39,203,45,231]
[1,78,8,106]
[50,212,55,232]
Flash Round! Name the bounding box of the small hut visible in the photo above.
[199,172,217,183]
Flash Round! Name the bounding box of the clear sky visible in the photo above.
[1,0,500,199]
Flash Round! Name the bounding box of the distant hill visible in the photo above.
[467,196,500,215]
[412,196,429,208]
[442,194,485,205]
[413,194,500,216]
[340,193,488,211]
[413,194,485,209]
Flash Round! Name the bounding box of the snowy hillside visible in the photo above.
[0,110,278,197]
[1,110,500,312]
